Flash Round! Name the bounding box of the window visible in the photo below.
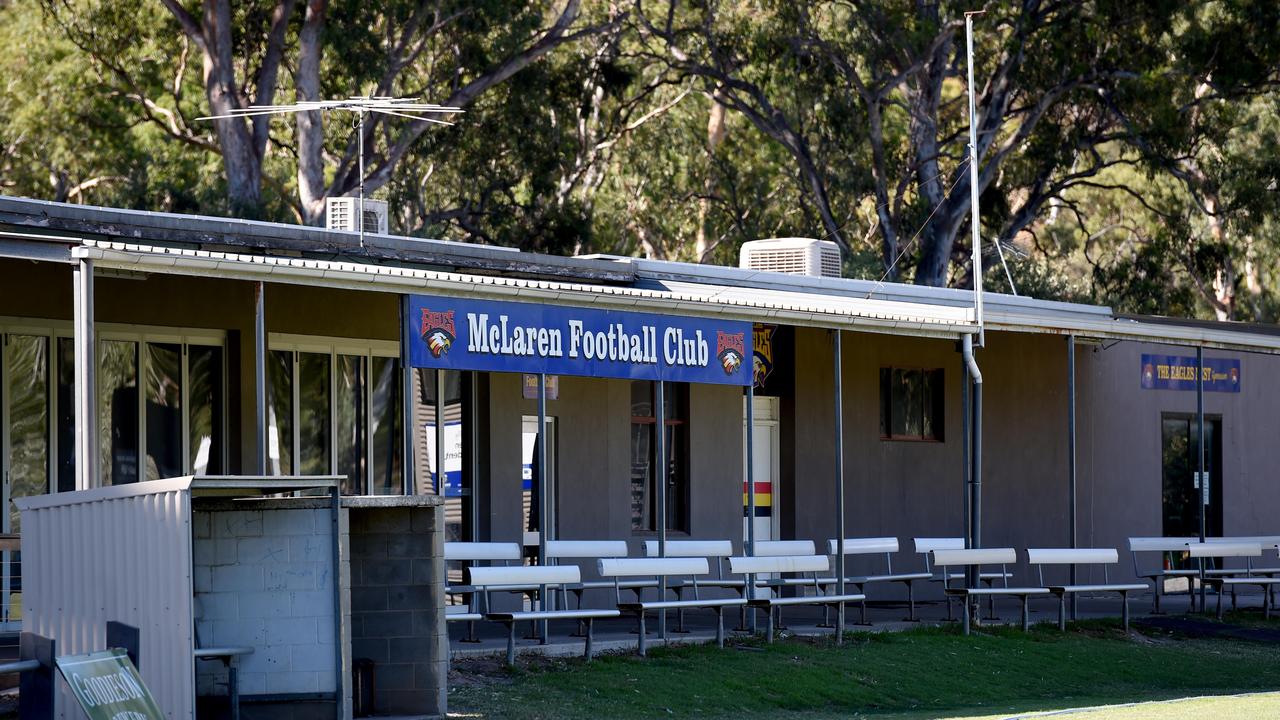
[267,336,402,495]
[630,381,689,533]
[94,330,227,484]
[417,370,470,542]
[879,367,944,441]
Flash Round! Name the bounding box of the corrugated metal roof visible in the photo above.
[73,240,977,338]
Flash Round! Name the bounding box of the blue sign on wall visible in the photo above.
[1140,354,1241,392]
[406,295,752,386]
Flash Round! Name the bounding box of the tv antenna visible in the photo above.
[200,97,462,247]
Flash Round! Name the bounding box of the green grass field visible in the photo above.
[449,621,1280,719]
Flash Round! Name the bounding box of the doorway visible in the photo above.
[744,396,780,547]
[1161,414,1223,544]
[521,415,557,553]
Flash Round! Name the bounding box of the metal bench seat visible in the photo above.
[618,597,748,650]
[946,586,1050,596]
[747,592,865,641]
[1029,548,1151,632]
[485,609,621,664]
[1047,583,1147,593]
[599,557,748,654]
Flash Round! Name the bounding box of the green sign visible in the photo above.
[57,649,163,720]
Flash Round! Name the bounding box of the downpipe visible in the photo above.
[962,334,983,622]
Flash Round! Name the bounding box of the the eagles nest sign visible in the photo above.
[406,296,752,386]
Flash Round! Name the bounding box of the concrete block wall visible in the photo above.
[193,508,338,699]
[349,505,446,716]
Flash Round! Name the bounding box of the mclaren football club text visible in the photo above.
[463,312,719,368]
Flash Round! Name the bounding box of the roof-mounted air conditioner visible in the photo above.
[325,197,388,235]
[739,237,841,278]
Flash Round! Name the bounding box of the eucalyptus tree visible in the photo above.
[632,0,1280,288]
[41,0,603,220]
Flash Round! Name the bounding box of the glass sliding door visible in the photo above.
[5,335,49,529]
[188,345,223,475]
[267,350,294,475]
[100,340,139,485]
[56,338,74,492]
[336,354,366,494]
[144,343,182,482]
[298,352,331,477]
[369,356,402,495]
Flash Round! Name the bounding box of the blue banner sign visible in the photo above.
[1140,354,1241,392]
[406,295,752,386]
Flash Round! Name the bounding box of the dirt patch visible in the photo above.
[1135,615,1280,643]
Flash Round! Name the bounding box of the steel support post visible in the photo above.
[73,258,97,489]
[253,281,267,475]
[833,331,846,644]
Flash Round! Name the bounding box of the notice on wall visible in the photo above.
[57,649,163,720]
[406,295,752,386]
[1140,354,1241,392]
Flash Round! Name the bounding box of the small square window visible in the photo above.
[880,367,944,442]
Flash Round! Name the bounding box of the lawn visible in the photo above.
[448,621,1280,719]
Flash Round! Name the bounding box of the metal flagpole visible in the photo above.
[833,331,846,644]
[966,11,986,347]
[357,109,365,248]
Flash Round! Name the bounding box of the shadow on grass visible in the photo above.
[450,619,1280,719]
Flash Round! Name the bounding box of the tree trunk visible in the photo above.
[695,96,727,263]
[296,0,329,224]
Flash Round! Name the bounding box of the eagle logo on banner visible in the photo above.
[753,324,776,389]
[716,331,745,376]
[420,309,456,358]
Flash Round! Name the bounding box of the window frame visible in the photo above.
[0,317,228,495]
[878,365,945,443]
[268,333,403,494]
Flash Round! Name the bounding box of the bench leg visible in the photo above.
[1021,596,1030,632]
[1152,580,1162,614]
[774,606,786,631]
[638,612,647,657]
[1217,586,1224,620]
[570,590,586,638]
[1121,590,1130,634]
[766,607,775,643]
[584,618,594,662]
[961,597,971,636]
[1264,586,1271,621]
[228,661,240,720]
[715,608,725,648]
[505,621,517,667]
[836,602,845,646]
[463,619,480,643]
[945,593,954,622]
[676,607,688,634]
[905,581,918,622]
[857,584,869,626]
[1058,594,1066,632]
